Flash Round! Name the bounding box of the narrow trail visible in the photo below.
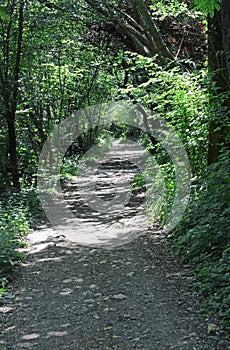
[1,141,229,350]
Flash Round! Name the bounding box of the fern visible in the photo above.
[194,0,221,17]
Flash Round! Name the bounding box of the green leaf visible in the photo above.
[194,0,221,17]
[0,6,9,21]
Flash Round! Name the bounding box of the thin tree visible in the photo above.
[0,0,24,188]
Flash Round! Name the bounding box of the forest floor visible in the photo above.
[1,141,229,350]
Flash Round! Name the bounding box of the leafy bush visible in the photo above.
[0,195,30,289]
[145,160,177,224]
[131,173,145,189]
[172,150,230,330]
[119,54,209,175]
[196,247,230,328]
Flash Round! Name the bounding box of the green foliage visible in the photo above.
[146,161,176,223]
[194,0,221,17]
[0,0,228,335]
[131,173,145,189]
[61,126,114,179]
[18,147,38,187]
[0,5,9,21]
[196,247,230,328]
[120,53,209,175]
[117,52,212,229]
[172,151,230,329]
[61,157,81,178]
[0,189,42,297]
[150,0,191,20]
[0,0,120,188]
[0,196,29,287]
[19,189,45,223]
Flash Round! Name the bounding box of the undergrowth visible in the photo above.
[171,150,230,331]
[0,189,42,301]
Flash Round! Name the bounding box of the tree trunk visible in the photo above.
[85,0,176,66]
[132,0,175,66]
[7,116,20,188]
[207,8,230,165]
[221,0,230,78]
[5,0,24,188]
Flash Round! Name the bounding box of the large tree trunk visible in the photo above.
[207,8,230,165]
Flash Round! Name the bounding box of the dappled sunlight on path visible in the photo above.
[1,141,229,350]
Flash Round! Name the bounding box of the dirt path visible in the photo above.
[1,141,229,349]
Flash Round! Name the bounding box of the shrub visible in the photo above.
[0,196,30,288]
[172,150,230,330]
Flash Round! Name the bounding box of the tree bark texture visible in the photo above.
[5,0,24,188]
[221,0,230,79]
[207,8,230,165]
[86,0,176,66]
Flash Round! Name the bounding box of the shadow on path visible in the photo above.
[1,141,229,349]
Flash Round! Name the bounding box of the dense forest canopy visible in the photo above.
[0,0,229,188]
[0,0,229,332]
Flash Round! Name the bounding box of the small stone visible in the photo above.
[95,293,102,297]
[84,299,95,303]
[113,294,127,300]
[126,272,135,277]
[208,323,218,335]
[100,260,107,264]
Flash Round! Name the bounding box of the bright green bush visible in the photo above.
[145,159,176,224]
[119,54,209,175]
